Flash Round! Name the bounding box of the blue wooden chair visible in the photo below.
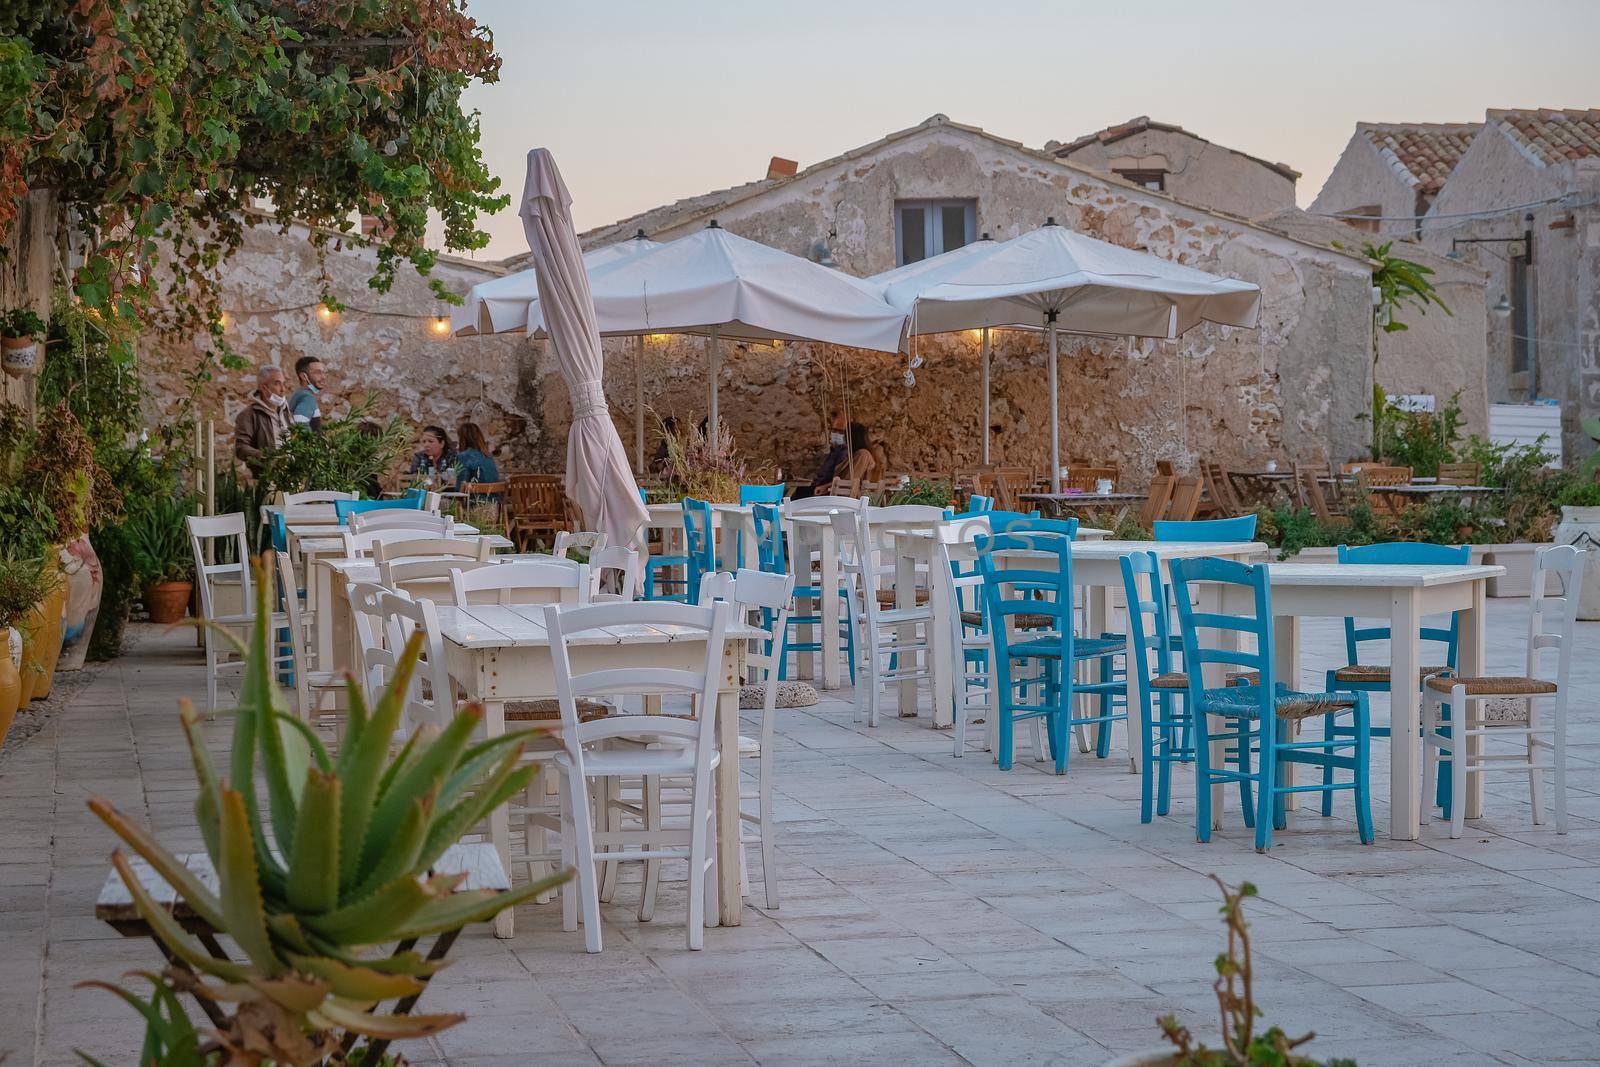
[1169,556,1373,851]
[968,494,995,513]
[1323,541,1468,816]
[759,502,855,681]
[1153,514,1258,542]
[681,497,717,604]
[739,483,786,506]
[333,496,424,524]
[989,514,1076,538]
[976,530,1125,773]
[641,488,689,601]
[1121,551,1193,822]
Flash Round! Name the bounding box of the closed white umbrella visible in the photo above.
[568,220,908,435]
[871,220,1261,490]
[518,148,648,550]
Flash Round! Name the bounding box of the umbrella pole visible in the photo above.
[706,326,720,439]
[1047,315,1060,494]
[634,334,646,474]
[980,327,991,465]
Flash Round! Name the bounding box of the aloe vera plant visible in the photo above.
[83,560,569,1065]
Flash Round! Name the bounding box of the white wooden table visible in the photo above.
[1215,562,1502,841]
[432,602,763,934]
[641,502,759,574]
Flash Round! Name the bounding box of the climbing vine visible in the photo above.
[0,0,506,368]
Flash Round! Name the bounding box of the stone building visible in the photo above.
[1048,116,1299,221]
[1311,122,1482,237]
[143,114,1490,486]
[1418,109,1600,460]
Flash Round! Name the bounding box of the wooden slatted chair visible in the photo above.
[507,473,570,551]
[1166,475,1204,522]
[1062,467,1117,493]
[1436,462,1482,486]
[1138,473,1177,527]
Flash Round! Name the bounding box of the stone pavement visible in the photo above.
[6,601,1600,1066]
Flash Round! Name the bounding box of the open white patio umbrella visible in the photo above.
[871,219,1262,491]
[451,229,660,337]
[564,220,909,435]
[518,148,648,550]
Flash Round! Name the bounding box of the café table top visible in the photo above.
[321,551,558,583]
[433,602,764,650]
[289,521,485,538]
[1370,484,1504,495]
[1260,562,1504,587]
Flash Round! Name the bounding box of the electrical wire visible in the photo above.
[1309,193,1592,224]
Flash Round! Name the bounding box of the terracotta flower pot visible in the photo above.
[0,628,20,744]
[145,581,193,625]
[27,575,67,702]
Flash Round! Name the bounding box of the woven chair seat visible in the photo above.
[1424,675,1558,696]
[1150,670,1257,691]
[1334,663,1450,683]
[504,698,611,723]
[875,588,930,607]
[959,610,1055,629]
[740,681,818,710]
[1198,684,1357,722]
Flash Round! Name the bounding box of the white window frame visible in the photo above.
[895,199,977,266]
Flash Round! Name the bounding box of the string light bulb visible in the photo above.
[316,303,336,322]
[431,315,451,336]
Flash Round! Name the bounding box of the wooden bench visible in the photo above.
[96,841,509,1050]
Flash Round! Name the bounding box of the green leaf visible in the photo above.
[361,706,480,870]
[285,769,341,914]
[109,851,252,984]
[86,795,227,931]
[353,789,433,900]
[388,872,570,941]
[416,751,534,874]
[304,872,457,946]
[337,631,423,895]
[217,788,283,976]
[284,953,426,1002]
[309,999,463,1040]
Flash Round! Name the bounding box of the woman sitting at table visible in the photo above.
[409,425,456,484]
[453,421,501,488]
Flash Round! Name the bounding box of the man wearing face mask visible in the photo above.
[289,355,327,432]
[234,364,293,479]
[794,413,851,499]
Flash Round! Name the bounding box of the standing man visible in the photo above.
[289,355,327,431]
[233,364,291,478]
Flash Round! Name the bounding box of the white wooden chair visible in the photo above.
[554,530,607,557]
[380,557,495,603]
[834,503,934,727]
[939,525,1001,758]
[342,526,463,558]
[347,581,395,706]
[349,510,453,534]
[543,599,732,952]
[376,590,456,735]
[272,550,344,725]
[697,568,792,910]
[1423,545,1583,837]
[371,535,493,565]
[448,559,591,607]
[588,547,641,603]
[281,490,360,505]
[186,514,287,710]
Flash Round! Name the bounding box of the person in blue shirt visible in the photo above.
[453,421,500,488]
[288,355,327,431]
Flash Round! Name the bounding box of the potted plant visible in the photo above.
[130,495,196,624]
[1108,878,1356,1066]
[79,566,568,1064]
[1,307,45,377]
[0,552,52,741]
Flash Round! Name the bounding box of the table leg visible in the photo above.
[312,554,333,674]
[1460,579,1488,820]
[789,525,814,681]
[715,683,742,926]
[820,525,841,690]
[483,697,514,938]
[1273,615,1302,810]
[896,545,918,717]
[1084,584,1109,756]
[738,513,758,571]
[929,544,954,730]
[1389,589,1422,841]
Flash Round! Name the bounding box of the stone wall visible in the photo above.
[1055,126,1296,221]
[1309,134,1420,238]
[0,190,59,413]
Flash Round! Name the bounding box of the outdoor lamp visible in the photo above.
[316,302,336,322]
[1492,294,1512,318]
[431,315,450,336]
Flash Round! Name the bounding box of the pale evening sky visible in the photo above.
[456,0,1600,262]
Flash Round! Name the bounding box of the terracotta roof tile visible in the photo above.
[1053,115,1300,182]
[1358,122,1481,193]
[1487,108,1600,167]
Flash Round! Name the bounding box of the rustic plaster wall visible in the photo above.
[138,222,537,478]
[0,190,59,413]
[1310,135,1421,237]
[1056,127,1296,221]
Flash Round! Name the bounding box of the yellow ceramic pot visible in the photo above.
[28,569,66,702]
[0,628,20,744]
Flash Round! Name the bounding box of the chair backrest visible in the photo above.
[698,568,794,709]
[381,557,495,602]
[974,530,1077,665]
[738,483,786,506]
[1201,462,1241,514]
[1120,550,1174,687]
[377,590,454,733]
[271,550,309,707]
[988,512,1074,538]
[1153,514,1259,543]
[751,503,785,574]
[1436,462,1482,486]
[186,513,252,623]
[967,493,995,513]
[371,535,493,564]
[867,503,947,527]
[588,547,641,603]
[542,599,731,770]
[553,530,607,558]
[1297,466,1338,519]
[1139,473,1177,527]
[348,581,395,701]
[1337,542,1470,667]
[1528,545,1583,686]
[1062,466,1117,493]
[782,495,863,517]
[350,510,453,534]
[681,497,716,601]
[1155,459,1177,477]
[448,559,591,606]
[507,473,568,523]
[283,490,360,505]
[1166,475,1204,522]
[343,526,465,558]
[335,497,426,525]
[1357,465,1411,488]
[1168,556,1274,712]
